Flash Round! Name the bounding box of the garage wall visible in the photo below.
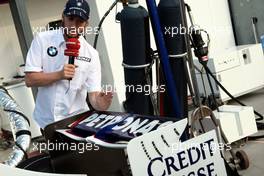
[26,0,67,34]
[0,3,24,81]
[92,0,158,111]
[0,0,237,112]
[228,0,264,45]
[185,0,236,57]
[93,0,237,109]
[0,0,66,81]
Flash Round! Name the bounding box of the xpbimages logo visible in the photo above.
[32,25,99,35]
[32,140,100,154]
[101,84,166,96]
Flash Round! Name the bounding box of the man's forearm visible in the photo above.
[25,71,62,87]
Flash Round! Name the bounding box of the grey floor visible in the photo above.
[228,88,264,176]
[0,148,12,163]
[0,89,264,175]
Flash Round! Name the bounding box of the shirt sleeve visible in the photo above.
[84,52,102,93]
[24,33,43,72]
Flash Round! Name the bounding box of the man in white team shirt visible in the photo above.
[25,0,113,129]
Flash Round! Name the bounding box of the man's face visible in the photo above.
[62,15,88,38]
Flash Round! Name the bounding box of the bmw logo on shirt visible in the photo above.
[47,46,58,57]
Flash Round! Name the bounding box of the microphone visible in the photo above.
[64,38,80,80]
[65,38,80,65]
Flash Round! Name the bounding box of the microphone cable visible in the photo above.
[93,0,120,49]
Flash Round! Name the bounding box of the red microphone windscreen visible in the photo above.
[64,48,79,57]
[66,38,80,50]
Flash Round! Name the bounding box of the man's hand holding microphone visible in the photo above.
[25,38,80,88]
[61,37,113,110]
[60,64,77,80]
[61,37,80,80]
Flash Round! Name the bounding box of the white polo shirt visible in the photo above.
[25,29,101,128]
